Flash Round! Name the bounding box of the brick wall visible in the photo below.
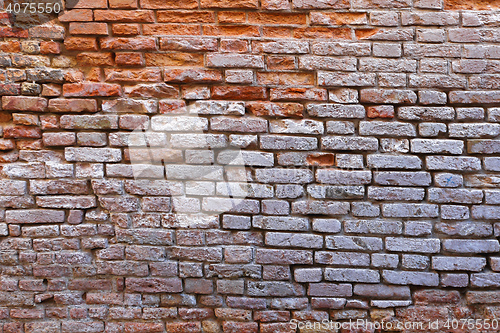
[1,0,500,331]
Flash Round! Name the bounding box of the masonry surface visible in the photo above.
[1,0,500,331]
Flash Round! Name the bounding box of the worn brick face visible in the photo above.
[0,0,499,329]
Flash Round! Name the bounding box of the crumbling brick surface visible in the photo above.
[0,0,500,331]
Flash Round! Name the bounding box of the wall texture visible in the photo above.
[1,0,500,331]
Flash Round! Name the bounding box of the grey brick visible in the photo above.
[432,257,486,272]
[443,239,500,254]
[266,232,323,248]
[386,237,440,253]
[260,135,317,150]
[307,104,365,118]
[368,155,422,169]
[368,187,425,201]
[398,106,455,120]
[382,203,439,218]
[255,169,313,184]
[426,156,481,171]
[359,121,416,137]
[292,200,350,215]
[345,219,402,235]
[325,268,380,283]
[382,271,439,286]
[316,169,372,185]
[354,284,410,299]
[410,139,463,154]
[374,171,431,186]
[322,136,378,151]
[326,236,383,251]
[316,251,370,267]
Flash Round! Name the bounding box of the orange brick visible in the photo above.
[69,23,108,35]
[94,10,155,22]
[76,53,114,66]
[262,27,292,38]
[444,0,500,10]
[67,0,107,8]
[0,27,29,38]
[310,12,368,25]
[203,25,260,37]
[140,0,198,8]
[307,153,335,166]
[256,72,314,86]
[248,13,307,25]
[65,37,98,51]
[201,0,258,8]
[40,42,61,54]
[109,0,138,8]
[115,52,145,66]
[293,27,351,39]
[0,41,20,52]
[144,53,204,66]
[212,86,267,100]
[267,56,296,70]
[143,24,201,36]
[86,68,103,82]
[104,68,162,82]
[58,9,93,22]
[112,24,141,35]
[100,37,156,50]
[355,28,379,39]
[218,11,246,24]
[158,11,215,23]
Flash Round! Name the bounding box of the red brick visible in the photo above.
[143,24,201,36]
[69,22,109,35]
[13,114,38,126]
[157,10,216,23]
[2,96,47,112]
[76,52,114,66]
[212,86,267,100]
[94,10,155,22]
[201,0,258,8]
[40,42,61,54]
[247,101,303,117]
[144,53,203,66]
[112,24,141,35]
[444,0,500,10]
[165,322,202,333]
[257,72,314,86]
[0,41,21,52]
[270,87,327,101]
[267,56,296,70]
[0,27,29,38]
[262,26,293,38]
[110,0,138,8]
[293,27,351,39]
[115,52,145,66]
[140,0,198,8]
[63,83,122,97]
[0,84,21,96]
[48,99,98,113]
[307,153,335,166]
[59,9,93,22]
[100,37,157,50]
[104,68,162,82]
[67,0,107,8]
[367,105,395,118]
[124,323,164,333]
[164,69,222,83]
[64,37,98,51]
[222,322,258,333]
[204,25,260,37]
[219,11,246,23]
[248,13,307,25]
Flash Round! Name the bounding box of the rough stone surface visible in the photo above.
[0,1,498,328]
